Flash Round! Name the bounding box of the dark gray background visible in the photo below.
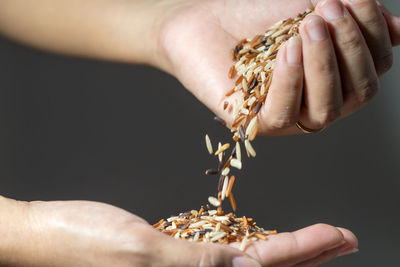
[0,1,399,266]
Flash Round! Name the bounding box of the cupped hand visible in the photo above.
[24,200,357,267]
[158,0,400,135]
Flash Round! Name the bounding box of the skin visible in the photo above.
[159,0,400,134]
[0,0,399,266]
[0,196,357,267]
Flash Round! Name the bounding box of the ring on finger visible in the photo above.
[296,121,325,134]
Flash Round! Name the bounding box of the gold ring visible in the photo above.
[296,121,325,134]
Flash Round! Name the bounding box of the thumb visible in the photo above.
[153,234,261,267]
[378,1,400,46]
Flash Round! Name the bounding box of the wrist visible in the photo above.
[0,196,39,266]
[145,0,189,73]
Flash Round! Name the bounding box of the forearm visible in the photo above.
[0,0,173,67]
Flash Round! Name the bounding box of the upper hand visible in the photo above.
[157,0,400,135]
[20,199,357,267]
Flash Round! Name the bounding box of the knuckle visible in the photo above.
[356,77,379,104]
[375,51,394,75]
[338,28,364,54]
[317,106,342,125]
[305,105,341,130]
[351,0,381,25]
[268,115,298,130]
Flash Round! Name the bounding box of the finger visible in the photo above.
[259,36,303,134]
[315,0,379,114]
[292,245,356,267]
[336,226,359,250]
[292,227,359,267]
[293,244,348,267]
[377,1,400,46]
[342,0,393,76]
[147,225,261,267]
[231,223,346,266]
[298,15,342,130]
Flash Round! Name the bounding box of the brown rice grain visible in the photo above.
[223,101,229,110]
[226,176,235,198]
[229,192,237,211]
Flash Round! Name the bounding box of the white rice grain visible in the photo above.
[221,176,229,200]
[205,134,213,155]
[208,196,221,207]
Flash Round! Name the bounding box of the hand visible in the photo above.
[158,0,400,135]
[11,199,357,267]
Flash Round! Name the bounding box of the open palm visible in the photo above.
[27,199,357,266]
[160,0,399,135]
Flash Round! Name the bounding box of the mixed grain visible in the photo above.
[153,207,277,250]
[155,9,313,248]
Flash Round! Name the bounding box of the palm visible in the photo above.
[161,0,313,131]
[30,200,357,266]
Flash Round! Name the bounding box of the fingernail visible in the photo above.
[286,36,302,65]
[306,17,329,41]
[337,248,359,257]
[232,257,262,267]
[321,0,345,21]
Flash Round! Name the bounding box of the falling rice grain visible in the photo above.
[217,142,222,161]
[245,140,256,157]
[205,169,218,176]
[230,158,242,170]
[221,167,230,176]
[208,196,221,207]
[221,176,229,201]
[217,152,226,172]
[226,176,235,198]
[229,192,237,211]
[205,134,213,154]
[215,143,230,156]
[218,175,225,191]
